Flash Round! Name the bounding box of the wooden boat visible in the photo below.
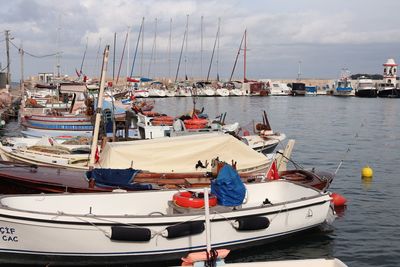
[21,113,93,137]
[0,143,90,170]
[0,175,333,265]
[0,159,333,194]
[240,110,286,154]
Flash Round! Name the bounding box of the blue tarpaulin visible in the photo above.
[86,169,152,190]
[211,164,246,206]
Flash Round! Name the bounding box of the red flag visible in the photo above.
[266,160,280,180]
[95,147,100,163]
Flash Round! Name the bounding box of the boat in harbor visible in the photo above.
[20,113,94,138]
[240,111,286,155]
[333,68,355,96]
[0,136,91,170]
[377,58,400,98]
[0,170,333,265]
[291,82,306,96]
[355,76,377,97]
[305,86,317,96]
[268,81,292,96]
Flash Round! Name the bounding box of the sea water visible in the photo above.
[3,96,400,267]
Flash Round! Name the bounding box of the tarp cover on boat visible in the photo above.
[86,168,152,190]
[211,164,246,206]
[97,133,269,173]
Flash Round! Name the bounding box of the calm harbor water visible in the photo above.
[2,96,400,266]
[151,96,400,267]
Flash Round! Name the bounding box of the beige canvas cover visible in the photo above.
[97,133,270,173]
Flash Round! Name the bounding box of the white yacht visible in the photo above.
[355,76,377,97]
[269,82,291,96]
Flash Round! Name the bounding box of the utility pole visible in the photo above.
[5,30,10,89]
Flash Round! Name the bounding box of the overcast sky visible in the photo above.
[1,0,400,82]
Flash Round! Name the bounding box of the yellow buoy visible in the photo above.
[361,165,373,178]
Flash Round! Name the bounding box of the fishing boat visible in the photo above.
[0,168,333,265]
[333,68,355,96]
[96,133,269,173]
[0,137,90,170]
[20,113,94,138]
[240,111,285,155]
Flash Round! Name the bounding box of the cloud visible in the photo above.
[1,0,400,79]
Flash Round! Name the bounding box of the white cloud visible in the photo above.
[1,0,400,79]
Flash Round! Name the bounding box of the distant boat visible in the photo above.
[305,86,317,96]
[333,68,355,96]
[269,81,291,96]
[291,82,306,96]
[355,76,377,97]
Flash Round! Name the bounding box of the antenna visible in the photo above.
[297,60,302,81]
[56,15,62,77]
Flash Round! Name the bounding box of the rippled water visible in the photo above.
[3,96,400,266]
[152,96,400,267]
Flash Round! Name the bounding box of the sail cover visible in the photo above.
[97,133,269,173]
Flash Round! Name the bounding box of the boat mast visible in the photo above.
[168,18,172,79]
[184,14,189,80]
[244,29,247,82]
[79,37,88,78]
[130,17,144,78]
[89,45,110,167]
[5,30,10,88]
[116,28,129,84]
[113,32,116,81]
[206,19,220,82]
[19,42,24,96]
[94,37,102,78]
[175,15,188,83]
[229,30,245,82]
[216,17,220,81]
[200,15,203,79]
[147,18,157,78]
[126,26,130,81]
[140,18,145,78]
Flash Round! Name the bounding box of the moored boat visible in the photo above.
[355,76,377,97]
[333,68,355,97]
[0,174,333,265]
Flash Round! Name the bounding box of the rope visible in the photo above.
[50,209,206,241]
[275,151,304,170]
[334,121,364,175]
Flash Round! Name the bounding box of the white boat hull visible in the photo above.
[0,181,332,264]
